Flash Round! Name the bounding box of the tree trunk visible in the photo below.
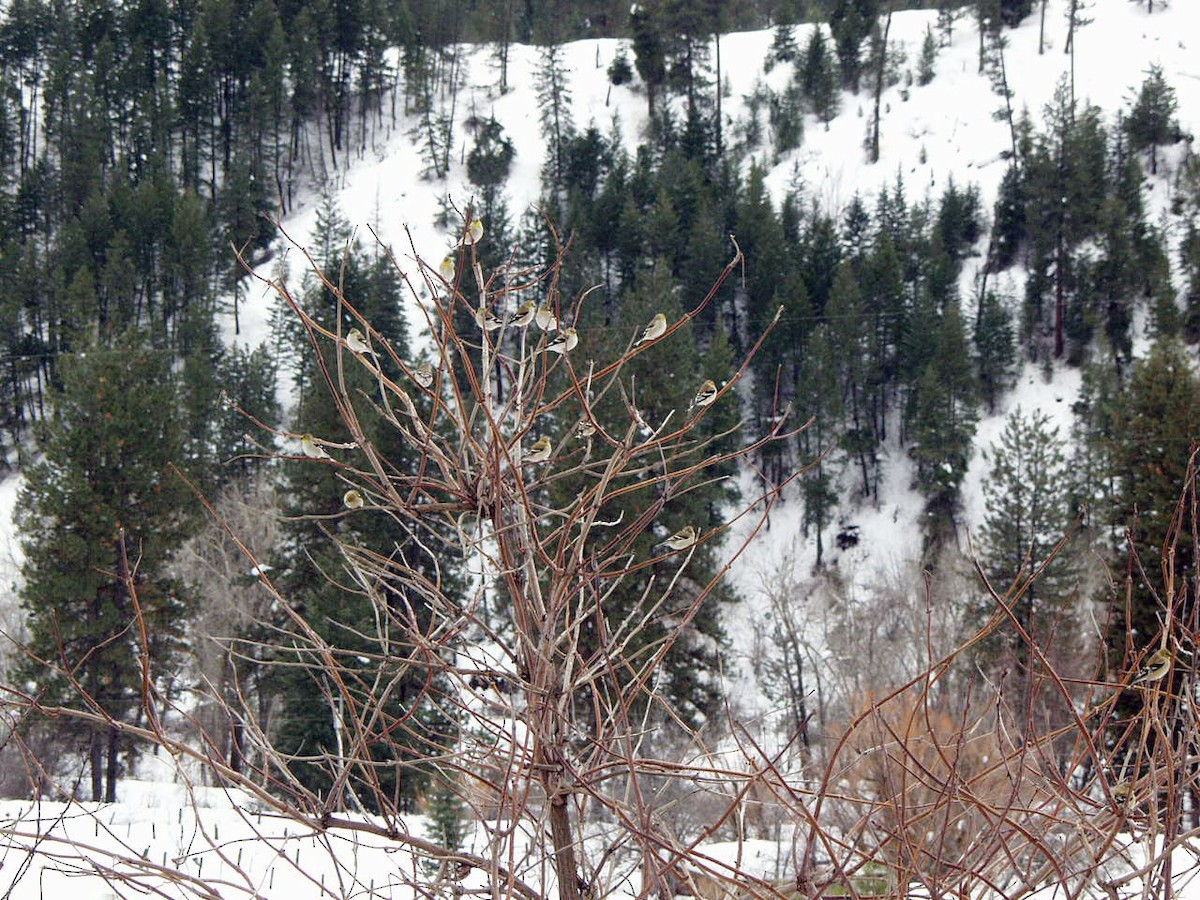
[105,726,120,803]
[90,730,104,801]
[870,7,893,164]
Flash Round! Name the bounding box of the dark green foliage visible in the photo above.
[797,25,841,123]
[767,23,799,72]
[1102,339,1200,704]
[16,340,195,802]
[918,25,937,86]
[974,290,1017,413]
[608,47,633,85]
[1182,222,1200,344]
[467,117,516,200]
[978,408,1079,647]
[935,179,982,261]
[828,0,878,91]
[907,298,978,544]
[268,202,454,809]
[630,2,667,116]
[1124,64,1180,175]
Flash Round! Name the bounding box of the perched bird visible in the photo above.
[300,434,330,459]
[462,218,484,246]
[1131,648,1172,685]
[535,303,559,331]
[524,436,553,463]
[438,255,456,281]
[343,489,364,510]
[634,312,667,347]
[475,307,505,331]
[544,327,579,354]
[692,379,718,409]
[509,300,536,328]
[345,328,370,355]
[658,525,699,552]
[574,419,597,439]
[413,362,435,389]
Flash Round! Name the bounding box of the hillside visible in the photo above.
[3,0,1200,896]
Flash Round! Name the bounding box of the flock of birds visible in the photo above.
[291,218,716,560]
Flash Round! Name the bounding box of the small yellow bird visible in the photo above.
[574,419,597,439]
[509,300,536,327]
[345,328,370,354]
[535,303,558,331]
[413,362,434,389]
[1130,648,1172,686]
[659,525,699,552]
[343,489,364,509]
[692,379,719,409]
[475,307,505,331]
[437,255,456,281]
[300,434,330,459]
[544,327,578,354]
[462,218,484,246]
[524,436,553,463]
[634,312,667,347]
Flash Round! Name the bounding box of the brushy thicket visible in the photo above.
[2,224,1200,900]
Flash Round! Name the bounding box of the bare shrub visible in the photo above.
[3,224,1200,900]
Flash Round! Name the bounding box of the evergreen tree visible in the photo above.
[16,340,195,802]
[1106,340,1200,668]
[974,290,1017,413]
[918,24,938,86]
[559,259,738,727]
[1124,64,1179,176]
[269,204,452,810]
[797,25,840,123]
[978,408,1079,671]
[907,297,978,544]
[828,0,878,91]
[630,1,667,117]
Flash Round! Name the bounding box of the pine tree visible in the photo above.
[269,205,454,810]
[918,24,938,86]
[16,339,195,802]
[907,298,978,544]
[1106,340,1200,668]
[978,408,1079,673]
[1124,64,1179,176]
[828,0,878,92]
[797,25,840,124]
[974,290,1017,413]
[556,259,739,727]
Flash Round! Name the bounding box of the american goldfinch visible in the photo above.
[692,379,718,409]
[461,218,484,246]
[634,312,667,346]
[1131,648,1172,685]
[343,489,364,509]
[413,362,434,389]
[300,434,330,459]
[544,327,578,354]
[535,303,558,331]
[658,525,699,552]
[524,436,553,463]
[475,307,504,331]
[438,255,456,281]
[509,300,536,327]
[345,328,370,354]
[574,419,597,439]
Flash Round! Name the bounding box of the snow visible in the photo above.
[4,0,1200,894]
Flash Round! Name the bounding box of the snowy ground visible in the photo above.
[3,0,1200,894]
